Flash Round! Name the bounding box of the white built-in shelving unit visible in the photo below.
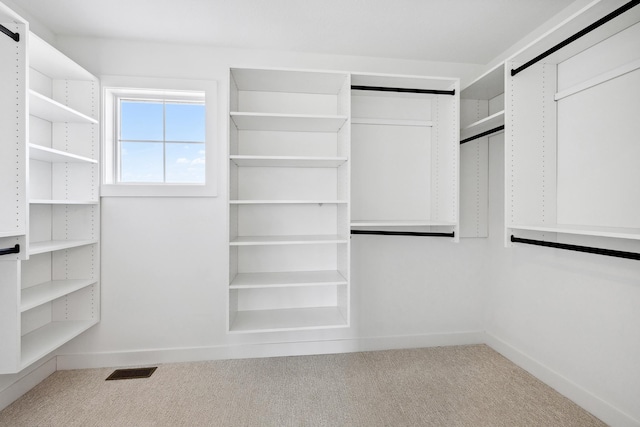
[505,0,640,251]
[0,9,100,373]
[459,63,505,238]
[350,73,460,239]
[228,68,351,333]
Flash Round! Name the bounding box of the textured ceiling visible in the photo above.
[11,0,576,64]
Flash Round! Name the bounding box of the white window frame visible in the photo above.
[102,76,218,197]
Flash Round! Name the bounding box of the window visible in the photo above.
[118,95,205,184]
[102,76,217,197]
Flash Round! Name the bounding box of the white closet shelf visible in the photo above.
[30,199,98,205]
[21,279,97,312]
[510,1,640,66]
[230,200,348,205]
[352,118,433,127]
[230,112,347,132]
[461,110,505,137]
[20,320,97,369]
[230,155,347,168]
[29,144,97,164]
[229,306,347,333]
[0,231,23,238]
[461,63,505,100]
[555,58,640,101]
[230,235,348,246]
[29,240,97,255]
[351,220,457,227]
[508,224,640,240]
[29,34,96,81]
[230,270,347,289]
[29,90,98,124]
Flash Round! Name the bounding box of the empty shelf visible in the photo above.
[508,224,640,240]
[21,279,97,312]
[229,307,347,333]
[20,320,97,369]
[29,240,97,255]
[230,270,347,289]
[230,235,348,246]
[29,144,97,163]
[230,155,347,168]
[29,91,98,124]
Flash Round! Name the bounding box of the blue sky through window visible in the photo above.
[119,99,205,183]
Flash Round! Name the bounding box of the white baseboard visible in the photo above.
[56,330,485,370]
[485,333,640,427]
[0,357,56,412]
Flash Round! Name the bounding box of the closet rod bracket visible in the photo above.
[0,24,20,42]
[0,244,20,256]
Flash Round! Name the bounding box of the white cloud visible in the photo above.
[176,158,189,164]
[191,157,205,165]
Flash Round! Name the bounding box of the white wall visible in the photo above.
[485,135,640,425]
[40,37,486,366]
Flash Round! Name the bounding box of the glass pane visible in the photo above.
[165,143,205,183]
[120,141,163,183]
[120,101,163,141]
[165,103,205,142]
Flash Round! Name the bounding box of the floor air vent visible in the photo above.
[106,367,157,381]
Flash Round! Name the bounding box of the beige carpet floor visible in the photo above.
[0,344,605,426]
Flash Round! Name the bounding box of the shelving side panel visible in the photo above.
[0,19,27,240]
[431,89,460,231]
[460,135,489,238]
[51,163,97,201]
[0,261,21,373]
[52,80,99,124]
[505,62,557,229]
[460,99,489,129]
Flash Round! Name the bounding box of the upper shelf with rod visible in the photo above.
[510,0,640,73]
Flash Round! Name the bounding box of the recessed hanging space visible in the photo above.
[506,0,640,258]
[350,73,460,239]
[228,68,351,333]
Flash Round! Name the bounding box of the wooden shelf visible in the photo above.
[20,320,97,369]
[230,235,348,246]
[229,306,347,333]
[29,90,98,124]
[230,200,348,205]
[230,270,347,289]
[30,199,98,205]
[508,224,640,241]
[230,112,347,132]
[21,279,97,312]
[29,144,97,164]
[28,240,97,255]
[230,155,347,168]
[352,118,433,127]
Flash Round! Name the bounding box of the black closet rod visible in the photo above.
[510,235,640,261]
[460,125,505,145]
[351,85,455,96]
[0,244,20,256]
[0,24,20,42]
[351,230,455,238]
[511,0,640,76]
